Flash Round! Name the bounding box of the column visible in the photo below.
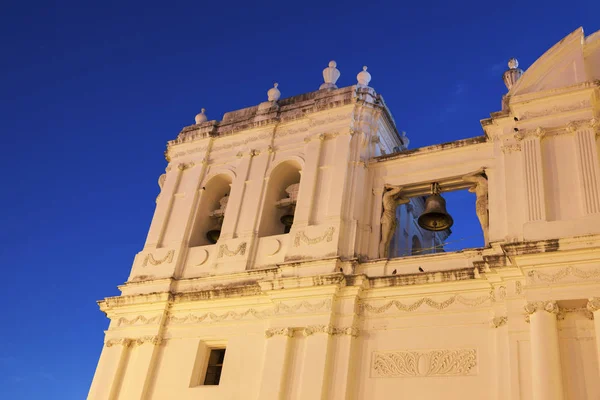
[118,337,162,400]
[294,136,324,226]
[220,150,255,239]
[298,326,333,400]
[525,301,564,400]
[88,340,131,400]
[587,297,600,373]
[257,328,293,400]
[329,328,360,400]
[574,127,600,214]
[521,131,546,222]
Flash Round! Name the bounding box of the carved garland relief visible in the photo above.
[217,242,247,258]
[528,266,600,283]
[359,294,491,315]
[293,227,335,247]
[142,250,175,267]
[372,349,478,378]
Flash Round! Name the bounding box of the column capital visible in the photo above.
[524,300,559,322]
[587,297,600,313]
[265,327,294,339]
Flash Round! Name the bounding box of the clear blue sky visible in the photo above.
[1,1,598,398]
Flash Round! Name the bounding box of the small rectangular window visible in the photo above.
[203,348,226,385]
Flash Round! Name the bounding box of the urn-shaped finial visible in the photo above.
[267,83,281,101]
[503,58,523,91]
[357,66,372,87]
[320,60,341,90]
[195,108,207,124]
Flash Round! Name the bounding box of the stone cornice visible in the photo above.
[374,136,488,162]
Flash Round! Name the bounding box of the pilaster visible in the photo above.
[520,130,547,222]
[88,340,131,400]
[587,297,600,377]
[525,300,564,400]
[258,328,293,400]
[294,135,325,226]
[298,326,334,400]
[573,122,600,214]
[220,150,256,240]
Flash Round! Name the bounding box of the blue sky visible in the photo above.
[1,1,598,398]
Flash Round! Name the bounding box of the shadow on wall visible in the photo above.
[189,174,232,247]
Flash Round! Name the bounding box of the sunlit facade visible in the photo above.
[89,27,600,400]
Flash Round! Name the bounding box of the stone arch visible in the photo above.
[258,159,302,238]
[189,173,233,247]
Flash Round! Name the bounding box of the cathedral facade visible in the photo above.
[89,27,600,400]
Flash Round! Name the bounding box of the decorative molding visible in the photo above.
[524,301,559,323]
[587,297,600,314]
[265,327,293,338]
[515,281,523,295]
[293,227,335,247]
[372,348,477,378]
[217,242,247,258]
[501,143,522,154]
[142,250,175,267]
[116,315,161,327]
[490,316,507,328]
[527,266,600,283]
[177,162,194,171]
[105,336,162,347]
[302,325,334,336]
[105,338,132,348]
[519,99,590,120]
[559,306,594,320]
[359,294,491,315]
[332,326,360,337]
[168,299,332,324]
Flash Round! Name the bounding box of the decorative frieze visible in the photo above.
[116,315,161,327]
[105,336,162,347]
[359,294,491,315]
[142,250,175,267]
[264,325,360,339]
[372,348,477,378]
[265,327,294,339]
[293,227,335,247]
[527,266,600,283]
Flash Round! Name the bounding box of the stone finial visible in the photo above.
[267,83,281,102]
[503,58,523,91]
[320,60,341,90]
[195,108,207,124]
[357,66,372,87]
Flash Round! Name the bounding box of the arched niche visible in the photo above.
[411,235,422,256]
[258,160,302,238]
[189,174,232,247]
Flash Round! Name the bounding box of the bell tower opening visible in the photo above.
[258,160,301,238]
[189,174,232,247]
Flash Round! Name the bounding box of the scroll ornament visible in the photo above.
[524,300,559,322]
[372,349,477,378]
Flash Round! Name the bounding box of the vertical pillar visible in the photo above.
[298,326,333,400]
[88,340,131,400]
[525,301,564,400]
[521,131,546,222]
[574,126,600,214]
[220,150,255,240]
[587,297,600,374]
[294,136,324,226]
[145,166,183,247]
[490,316,510,400]
[330,328,360,400]
[258,328,293,400]
[118,337,162,400]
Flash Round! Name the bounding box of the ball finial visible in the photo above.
[267,82,281,101]
[320,60,341,90]
[508,58,519,69]
[195,108,207,124]
[357,65,372,87]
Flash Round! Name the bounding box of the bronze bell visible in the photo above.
[418,191,453,232]
[206,229,221,244]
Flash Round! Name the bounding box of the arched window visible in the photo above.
[189,174,232,247]
[258,160,302,238]
[411,235,422,256]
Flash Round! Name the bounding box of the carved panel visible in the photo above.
[293,227,335,247]
[217,242,247,258]
[359,294,491,315]
[142,250,175,267]
[372,348,478,378]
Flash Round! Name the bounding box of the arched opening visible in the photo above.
[411,235,422,256]
[189,174,232,247]
[258,160,301,238]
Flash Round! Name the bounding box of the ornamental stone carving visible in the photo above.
[524,300,559,322]
[490,316,508,328]
[372,348,477,378]
[142,250,175,267]
[217,242,247,258]
[293,227,335,247]
[587,297,600,313]
[265,327,293,339]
